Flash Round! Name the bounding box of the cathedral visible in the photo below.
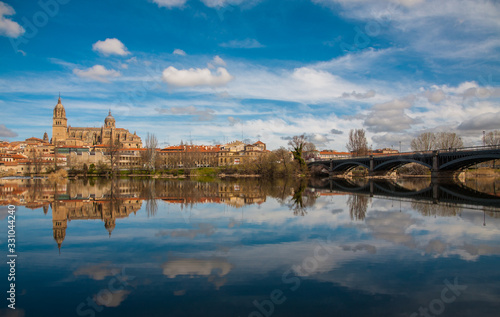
[51,96,142,148]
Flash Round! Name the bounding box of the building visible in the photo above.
[51,96,142,148]
[318,150,351,160]
[218,140,267,166]
[159,145,220,168]
[372,148,399,155]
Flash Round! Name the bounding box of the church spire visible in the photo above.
[58,92,61,104]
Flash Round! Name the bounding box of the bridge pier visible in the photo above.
[431,151,458,180]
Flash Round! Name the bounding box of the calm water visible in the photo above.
[1,177,499,317]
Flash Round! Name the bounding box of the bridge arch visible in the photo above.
[440,154,500,171]
[373,159,432,172]
[331,162,370,172]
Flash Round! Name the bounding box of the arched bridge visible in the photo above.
[310,179,500,210]
[308,146,500,179]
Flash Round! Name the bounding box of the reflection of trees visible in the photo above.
[288,180,318,216]
[347,194,369,221]
[395,178,431,191]
[411,201,461,217]
[463,178,500,197]
[139,180,158,217]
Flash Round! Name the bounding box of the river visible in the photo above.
[0,177,499,317]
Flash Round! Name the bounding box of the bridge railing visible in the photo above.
[312,145,499,161]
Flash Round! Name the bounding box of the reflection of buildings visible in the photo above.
[52,197,142,251]
[1,179,268,250]
[0,178,142,251]
[161,182,266,208]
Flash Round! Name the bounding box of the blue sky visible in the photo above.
[0,0,499,150]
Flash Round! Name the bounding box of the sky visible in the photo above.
[0,0,499,150]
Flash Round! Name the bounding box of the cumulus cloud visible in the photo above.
[92,38,130,56]
[153,0,188,8]
[457,111,500,131]
[220,38,264,48]
[162,66,233,87]
[173,48,187,56]
[330,128,343,135]
[73,65,121,83]
[0,124,17,138]
[306,133,334,147]
[341,90,376,99]
[156,105,215,121]
[364,98,417,133]
[0,2,24,38]
[424,89,445,104]
[372,133,414,151]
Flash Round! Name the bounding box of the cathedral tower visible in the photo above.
[52,96,68,145]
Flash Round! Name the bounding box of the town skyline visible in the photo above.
[1,0,499,151]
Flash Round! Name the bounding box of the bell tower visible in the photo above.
[52,95,68,145]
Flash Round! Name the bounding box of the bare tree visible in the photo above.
[485,130,500,147]
[27,149,43,175]
[346,129,368,156]
[303,142,317,160]
[411,132,463,151]
[411,132,436,151]
[273,147,293,172]
[105,139,122,174]
[485,130,500,168]
[435,132,463,150]
[142,133,158,171]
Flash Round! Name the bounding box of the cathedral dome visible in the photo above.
[105,110,115,123]
[104,110,116,128]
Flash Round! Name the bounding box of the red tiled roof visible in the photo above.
[320,151,350,155]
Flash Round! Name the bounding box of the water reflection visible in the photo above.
[1,177,500,317]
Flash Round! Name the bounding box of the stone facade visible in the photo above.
[51,96,142,148]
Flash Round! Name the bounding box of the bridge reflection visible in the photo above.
[310,178,500,212]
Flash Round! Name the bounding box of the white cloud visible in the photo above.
[153,0,188,8]
[220,38,264,48]
[201,0,262,8]
[424,89,445,104]
[0,1,24,38]
[162,66,234,87]
[73,65,121,83]
[126,57,138,64]
[342,90,376,99]
[92,38,130,56]
[313,0,500,61]
[0,124,17,138]
[156,105,216,121]
[173,48,187,56]
[364,97,417,133]
[212,55,226,66]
